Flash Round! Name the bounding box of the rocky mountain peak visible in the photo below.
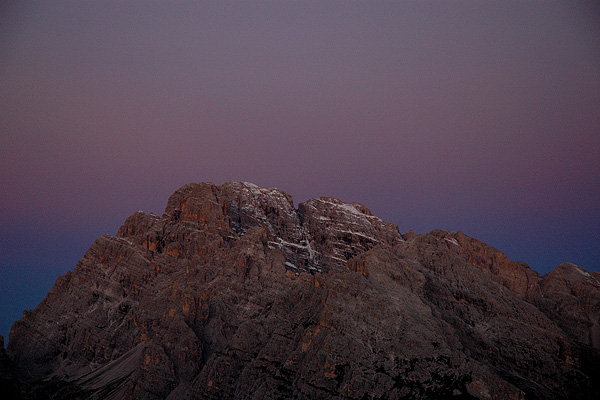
[545,262,600,284]
[4,182,600,400]
[534,262,600,349]
[121,181,402,274]
[426,229,541,297]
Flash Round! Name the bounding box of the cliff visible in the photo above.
[5,182,600,399]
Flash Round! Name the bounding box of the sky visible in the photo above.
[1,1,599,342]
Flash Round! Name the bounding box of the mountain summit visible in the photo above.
[4,182,600,399]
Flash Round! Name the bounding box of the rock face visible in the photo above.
[534,262,600,348]
[4,182,600,399]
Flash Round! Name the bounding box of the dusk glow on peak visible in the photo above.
[1,1,599,341]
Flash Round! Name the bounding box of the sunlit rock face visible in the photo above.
[5,182,600,400]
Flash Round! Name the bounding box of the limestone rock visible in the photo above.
[5,182,600,399]
[298,197,403,271]
[535,262,600,348]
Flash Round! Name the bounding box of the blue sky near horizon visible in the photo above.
[1,1,599,343]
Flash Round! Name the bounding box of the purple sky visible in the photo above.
[1,1,599,341]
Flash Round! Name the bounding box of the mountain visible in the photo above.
[3,181,600,399]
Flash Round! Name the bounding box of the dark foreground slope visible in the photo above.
[4,182,600,399]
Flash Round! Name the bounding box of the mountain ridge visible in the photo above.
[3,181,600,399]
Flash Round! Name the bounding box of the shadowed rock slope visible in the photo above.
[4,182,600,399]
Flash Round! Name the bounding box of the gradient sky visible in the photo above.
[1,1,599,342]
